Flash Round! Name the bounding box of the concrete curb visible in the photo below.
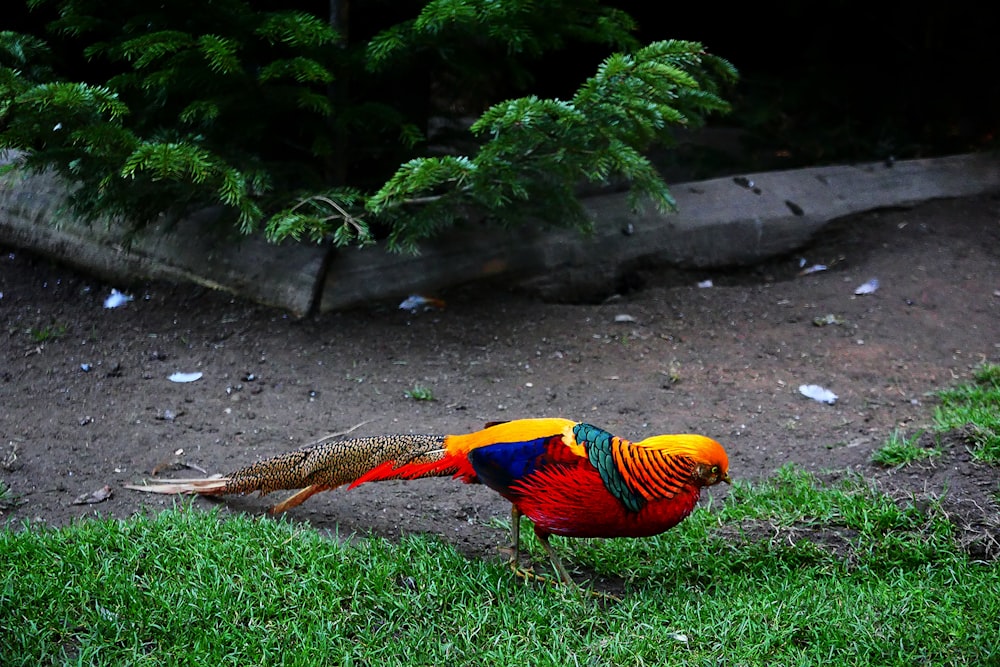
[2,152,998,316]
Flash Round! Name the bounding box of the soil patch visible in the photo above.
[2,195,998,569]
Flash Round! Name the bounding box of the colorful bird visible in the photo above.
[127,418,730,584]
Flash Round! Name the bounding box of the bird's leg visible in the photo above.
[507,506,559,586]
[536,530,621,601]
[534,529,575,586]
[507,506,544,581]
[507,509,616,598]
[508,504,522,570]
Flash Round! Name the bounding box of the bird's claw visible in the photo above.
[508,557,558,586]
[507,557,619,600]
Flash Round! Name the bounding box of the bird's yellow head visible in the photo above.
[638,433,731,487]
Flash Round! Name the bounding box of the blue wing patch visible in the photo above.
[467,436,558,493]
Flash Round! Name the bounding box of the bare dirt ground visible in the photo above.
[2,194,999,567]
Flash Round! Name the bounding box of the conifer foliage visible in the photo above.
[0,1,736,251]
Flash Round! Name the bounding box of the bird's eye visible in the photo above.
[710,466,719,474]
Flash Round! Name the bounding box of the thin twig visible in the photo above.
[303,419,375,448]
[292,195,367,235]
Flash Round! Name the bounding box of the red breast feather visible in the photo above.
[508,464,701,538]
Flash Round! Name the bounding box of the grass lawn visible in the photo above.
[2,367,997,666]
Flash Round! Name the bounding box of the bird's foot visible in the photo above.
[507,558,619,600]
[583,587,621,603]
[508,558,560,587]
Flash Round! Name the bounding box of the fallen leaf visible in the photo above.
[72,485,113,505]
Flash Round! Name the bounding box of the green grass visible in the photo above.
[566,465,966,582]
[3,470,997,666]
[27,323,67,343]
[3,365,998,665]
[0,481,18,511]
[871,429,939,467]
[405,384,436,401]
[934,363,1000,462]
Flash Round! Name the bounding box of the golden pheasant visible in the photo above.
[126,418,730,584]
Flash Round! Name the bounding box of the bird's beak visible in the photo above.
[722,472,732,485]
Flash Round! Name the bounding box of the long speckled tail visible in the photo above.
[124,476,229,496]
[125,434,449,512]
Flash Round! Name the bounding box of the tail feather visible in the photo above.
[126,433,451,511]
[269,484,328,514]
[348,454,468,488]
[124,476,229,496]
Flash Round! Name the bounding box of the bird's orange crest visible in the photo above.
[637,434,729,472]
